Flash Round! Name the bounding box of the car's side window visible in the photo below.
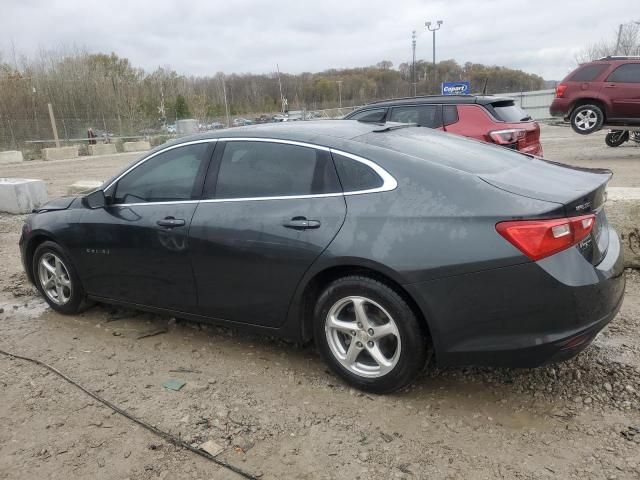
[442,105,459,126]
[570,64,608,82]
[348,108,388,122]
[113,143,209,204]
[606,64,640,83]
[389,105,443,128]
[332,153,383,192]
[214,141,341,199]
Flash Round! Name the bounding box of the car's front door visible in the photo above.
[77,141,214,312]
[604,63,640,120]
[189,139,347,327]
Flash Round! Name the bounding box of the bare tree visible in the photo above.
[576,23,640,63]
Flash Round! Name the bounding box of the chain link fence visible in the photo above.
[0,106,366,157]
[0,114,165,152]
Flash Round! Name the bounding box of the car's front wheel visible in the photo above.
[314,276,427,393]
[32,241,90,314]
[570,104,604,135]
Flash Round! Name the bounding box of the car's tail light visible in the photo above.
[496,214,595,261]
[556,83,568,98]
[489,128,526,145]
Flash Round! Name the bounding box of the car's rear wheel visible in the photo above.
[33,241,90,314]
[570,104,604,135]
[313,276,427,393]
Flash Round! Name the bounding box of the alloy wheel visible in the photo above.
[38,252,72,305]
[574,109,598,131]
[324,296,401,378]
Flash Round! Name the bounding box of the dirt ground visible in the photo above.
[1,124,639,479]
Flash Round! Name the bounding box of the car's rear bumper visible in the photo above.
[520,143,543,157]
[550,98,570,118]
[405,227,625,368]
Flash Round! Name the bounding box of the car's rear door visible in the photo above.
[604,63,640,120]
[77,141,214,312]
[188,139,347,327]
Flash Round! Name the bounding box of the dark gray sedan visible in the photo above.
[19,121,625,393]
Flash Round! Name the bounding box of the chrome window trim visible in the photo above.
[219,137,331,151]
[329,149,398,195]
[106,137,397,207]
[103,139,218,193]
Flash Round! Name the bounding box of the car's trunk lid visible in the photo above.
[480,159,612,265]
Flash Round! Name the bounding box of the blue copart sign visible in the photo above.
[441,81,470,95]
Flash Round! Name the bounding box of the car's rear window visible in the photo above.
[489,101,531,122]
[570,64,608,82]
[360,127,531,175]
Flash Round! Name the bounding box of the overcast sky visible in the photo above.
[0,0,634,80]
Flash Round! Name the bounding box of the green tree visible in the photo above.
[174,94,190,119]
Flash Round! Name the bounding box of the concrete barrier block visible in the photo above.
[67,180,103,195]
[89,144,117,156]
[42,146,79,161]
[0,178,48,214]
[0,150,24,164]
[606,187,640,269]
[123,141,151,152]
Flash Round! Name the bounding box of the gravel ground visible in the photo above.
[1,125,639,479]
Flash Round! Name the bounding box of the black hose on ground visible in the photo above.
[0,348,260,480]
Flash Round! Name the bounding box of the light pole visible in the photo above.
[411,30,417,96]
[336,80,343,109]
[425,20,443,93]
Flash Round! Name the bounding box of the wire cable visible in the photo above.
[0,348,259,480]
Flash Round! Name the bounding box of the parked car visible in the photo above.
[232,118,253,127]
[254,115,272,124]
[20,121,624,393]
[272,114,288,122]
[208,122,225,130]
[344,95,543,156]
[550,56,640,134]
[165,123,177,134]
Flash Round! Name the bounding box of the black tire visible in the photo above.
[570,104,604,135]
[32,241,91,314]
[313,276,427,394]
[605,130,629,147]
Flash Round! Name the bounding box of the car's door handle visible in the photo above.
[157,217,186,228]
[604,84,616,88]
[283,217,321,230]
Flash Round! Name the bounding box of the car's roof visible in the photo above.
[171,120,391,147]
[360,95,513,108]
[594,56,640,63]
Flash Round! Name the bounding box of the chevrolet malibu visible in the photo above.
[19,121,625,393]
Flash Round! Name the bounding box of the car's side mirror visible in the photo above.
[82,189,106,209]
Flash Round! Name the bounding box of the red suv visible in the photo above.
[344,95,543,156]
[550,56,640,134]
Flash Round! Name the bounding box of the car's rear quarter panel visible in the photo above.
[314,142,574,356]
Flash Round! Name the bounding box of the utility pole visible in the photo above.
[615,23,624,55]
[411,30,417,96]
[47,103,60,148]
[276,64,286,114]
[30,84,39,136]
[336,80,343,109]
[425,20,443,93]
[615,21,640,55]
[221,75,230,128]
